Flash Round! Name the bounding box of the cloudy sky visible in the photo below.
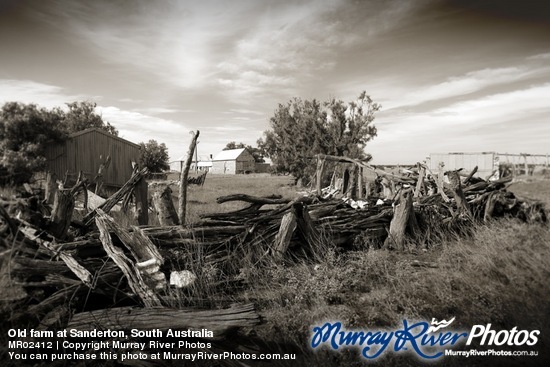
[1,0,549,164]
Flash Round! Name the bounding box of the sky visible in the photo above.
[1,0,549,164]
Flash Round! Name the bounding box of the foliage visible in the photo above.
[139,139,170,173]
[258,91,380,183]
[0,101,119,185]
[0,102,66,184]
[223,141,265,163]
[63,101,118,136]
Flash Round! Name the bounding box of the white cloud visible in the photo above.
[97,106,192,158]
[213,126,247,131]
[369,83,550,164]
[385,65,548,111]
[0,79,85,109]
[226,108,264,116]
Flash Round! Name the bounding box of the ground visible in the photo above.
[1,173,548,366]
[176,173,550,366]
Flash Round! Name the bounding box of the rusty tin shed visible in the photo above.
[44,128,141,187]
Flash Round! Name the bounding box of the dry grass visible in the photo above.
[508,178,550,207]
[241,219,550,366]
[156,173,298,223]
[1,176,549,366]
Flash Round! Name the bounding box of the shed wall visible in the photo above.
[429,153,497,178]
[45,130,140,187]
[211,160,236,174]
[211,149,255,174]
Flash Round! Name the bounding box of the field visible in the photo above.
[169,173,550,366]
[1,173,549,366]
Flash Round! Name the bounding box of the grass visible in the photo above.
[241,220,550,366]
[508,178,550,207]
[157,173,298,223]
[1,174,549,366]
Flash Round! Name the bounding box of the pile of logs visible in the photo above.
[0,155,547,363]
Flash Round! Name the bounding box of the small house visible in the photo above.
[44,128,141,187]
[211,148,255,174]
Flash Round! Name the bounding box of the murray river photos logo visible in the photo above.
[310,318,540,360]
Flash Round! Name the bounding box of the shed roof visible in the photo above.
[212,148,247,161]
[69,128,141,149]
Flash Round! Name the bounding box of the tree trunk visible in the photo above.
[152,186,179,226]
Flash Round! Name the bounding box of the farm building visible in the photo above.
[44,128,141,187]
[428,152,500,179]
[169,155,212,172]
[428,152,550,179]
[211,148,255,174]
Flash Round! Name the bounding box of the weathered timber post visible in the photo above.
[436,162,451,202]
[294,202,320,251]
[152,186,179,226]
[383,189,413,251]
[483,191,499,222]
[414,164,425,198]
[365,181,371,199]
[49,189,75,239]
[95,155,111,195]
[381,176,393,200]
[134,174,149,225]
[273,211,297,262]
[45,172,58,205]
[346,165,359,199]
[178,130,200,225]
[95,210,162,307]
[316,155,325,196]
[464,166,478,185]
[357,166,363,199]
[446,170,471,219]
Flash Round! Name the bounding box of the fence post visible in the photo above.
[178,130,200,225]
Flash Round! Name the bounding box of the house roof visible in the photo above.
[173,154,211,162]
[212,148,247,161]
[69,128,141,149]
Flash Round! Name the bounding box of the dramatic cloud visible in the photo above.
[1,0,548,162]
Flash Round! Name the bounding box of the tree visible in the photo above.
[0,102,66,184]
[63,101,118,136]
[139,139,170,173]
[324,91,379,159]
[223,141,265,163]
[258,91,380,182]
[0,101,119,185]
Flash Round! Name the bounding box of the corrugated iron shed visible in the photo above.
[44,128,141,187]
